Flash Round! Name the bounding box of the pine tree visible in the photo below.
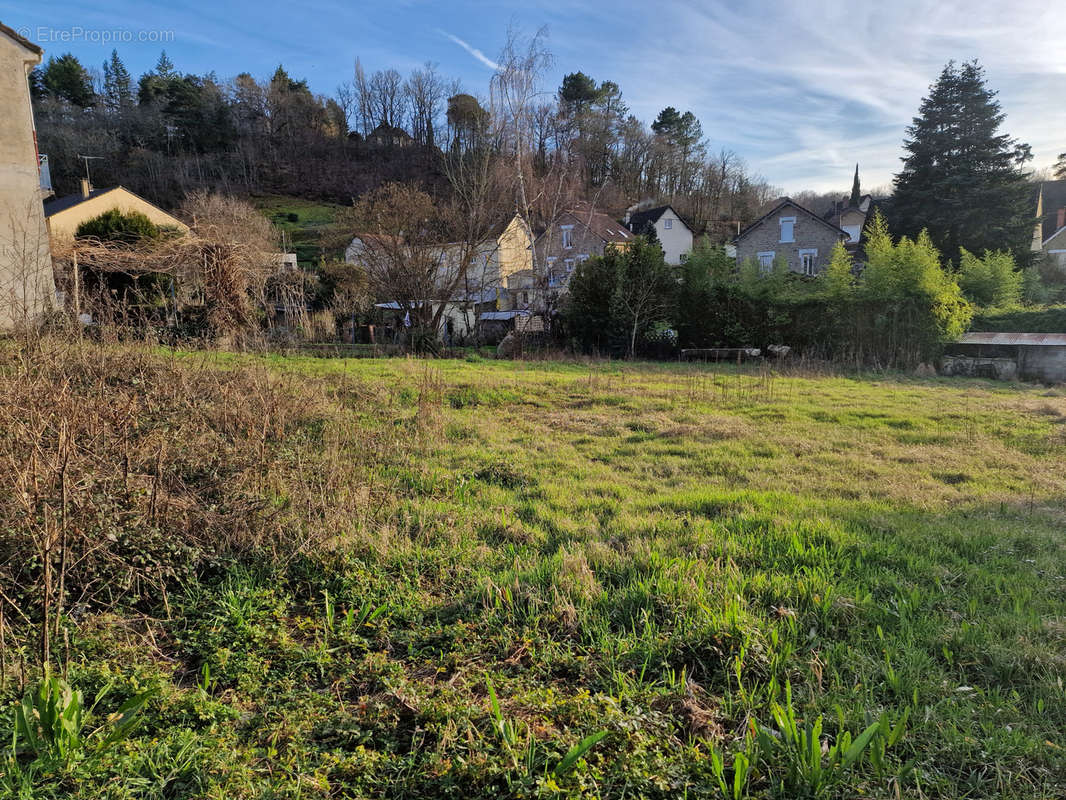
[890,60,1033,262]
[155,51,175,78]
[849,164,861,207]
[102,49,132,114]
[1054,153,1066,181]
[41,53,95,108]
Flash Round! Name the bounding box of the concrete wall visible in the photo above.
[46,187,189,239]
[653,207,693,265]
[1019,346,1066,383]
[736,204,844,275]
[0,32,55,328]
[943,347,1066,384]
[496,216,533,284]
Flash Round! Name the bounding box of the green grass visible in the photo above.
[251,194,347,265]
[4,347,1066,798]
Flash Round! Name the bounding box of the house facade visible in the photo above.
[533,205,633,293]
[625,205,694,264]
[1033,180,1066,270]
[734,198,848,276]
[0,22,55,328]
[822,195,873,245]
[44,183,190,239]
[346,213,534,340]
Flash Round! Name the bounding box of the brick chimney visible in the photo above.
[1058,207,1065,231]
[80,178,91,199]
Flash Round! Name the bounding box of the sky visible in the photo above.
[4,0,1064,195]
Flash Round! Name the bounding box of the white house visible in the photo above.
[625,205,694,265]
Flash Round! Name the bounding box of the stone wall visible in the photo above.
[736,204,843,275]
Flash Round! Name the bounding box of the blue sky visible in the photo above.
[4,0,1063,194]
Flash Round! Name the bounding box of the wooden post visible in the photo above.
[72,249,81,319]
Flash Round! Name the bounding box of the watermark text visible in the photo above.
[15,26,175,45]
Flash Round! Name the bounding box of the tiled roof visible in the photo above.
[627,205,692,235]
[958,332,1066,347]
[735,197,849,242]
[43,187,119,217]
[563,206,632,244]
[0,21,42,55]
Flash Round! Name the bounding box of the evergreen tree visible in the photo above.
[155,51,176,78]
[1054,153,1066,181]
[28,67,45,100]
[849,164,861,207]
[558,71,602,110]
[41,53,95,108]
[102,50,132,114]
[890,60,1033,262]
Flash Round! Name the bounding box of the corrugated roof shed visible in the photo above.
[958,332,1066,347]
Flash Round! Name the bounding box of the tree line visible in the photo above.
[30,44,775,238]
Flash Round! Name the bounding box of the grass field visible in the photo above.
[3,344,1066,798]
[251,195,347,265]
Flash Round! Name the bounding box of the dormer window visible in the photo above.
[664,219,673,230]
[779,216,795,243]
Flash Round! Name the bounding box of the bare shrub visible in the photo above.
[0,338,388,660]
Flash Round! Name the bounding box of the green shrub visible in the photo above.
[958,248,1022,307]
[75,209,161,244]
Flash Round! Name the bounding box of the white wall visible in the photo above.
[654,208,693,265]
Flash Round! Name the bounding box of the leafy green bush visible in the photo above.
[75,209,161,244]
[971,304,1066,332]
[672,215,972,367]
[958,248,1022,307]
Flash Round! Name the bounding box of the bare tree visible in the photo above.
[369,69,406,130]
[353,58,373,137]
[341,183,497,347]
[335,80,356,133]
[405,62,446,148]
[489,26,553,252]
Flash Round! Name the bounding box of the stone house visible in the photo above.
[625,204,694,265]
[734,198,849,276]
[0,21,56,328]
[533,204,633,293]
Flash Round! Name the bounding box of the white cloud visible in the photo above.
[436,29,500,71]
[543,0,1066,191]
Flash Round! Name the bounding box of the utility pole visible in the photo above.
[76,154,103,188]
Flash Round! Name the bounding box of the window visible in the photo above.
[564,258,576,274]
[799,249,818,276]
[577,253,589,263]
[779,216,795,243]
[842,224,861,243]
[664,218,673,230]
[561,225,574,249]
[757,251,775,275]
[546,256,558,286]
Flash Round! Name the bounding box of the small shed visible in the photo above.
[942,333,1066,383]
